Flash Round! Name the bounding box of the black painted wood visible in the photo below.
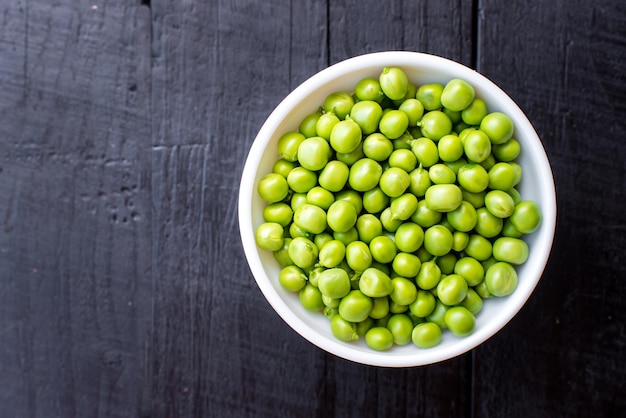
[1,0,624,417]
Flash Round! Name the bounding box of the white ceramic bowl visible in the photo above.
[238,51,557,367]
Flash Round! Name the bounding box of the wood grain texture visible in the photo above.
[0,1,152,417]
[473,1,626,417]
[1,0,625,417]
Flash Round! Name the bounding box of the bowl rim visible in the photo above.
[238,51,557,367]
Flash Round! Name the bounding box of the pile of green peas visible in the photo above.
[255,66,542,352]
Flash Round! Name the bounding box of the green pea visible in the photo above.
[454,257,485,287]
[461,288,483,315]
[441,78,475,112]
[333,227,359,246]
[358,267,393,297]
[362,133,393,162]
[502,218,523,238]
[474,279,493,299]
[348,158,382,192]
[493,237,529,265]
[475,207,503,238]
[355,77,384,103]
[278,265,308,292]
[392,252,422,278]
[356,317,375,336]
[299,109,322,137]
[379,167,411,197]
[409,289,436,317]
[411,200,442,228]
[272,158,297,178]
[415,260,441,290]
[416,246,434,263]
[336,141,365,166]
[293,203,327,234]
[288,237,319,269]
[510,200,543,234]
[288,222,311,239]
[263,202,293,226]
[306,187,334,210]
[464,234,493,261]
[316,111,340,140]
[461,98,488,126]
[410,137,439,167]
[299,283,324,312]
[365,327,394,351]
[388,149,418,172]
[350,100,384,135]
[273,238,294,267]
[484,190,515,218]
[444,306,475,337]
[277,131,306,162]
[345,241,372,272]
[479,153,496,171]
[452,231,469,252]
[409,165,432,197]
[310,232,332,251]
[355,214,383,244]
[258,173,289,203]
[506,187,522,206]
[379,109,410,139]
[330,118,362,154]
[330,314,358,341]
[255,222,284,251]
[334,189,363,214]
[318,240,346,268]
[390,277,418,306]
[463,129,492,163]
[423,225,453,257]
[362,187,390,214]
[317,268,351,299]
[416,83,444,111]
[480,112,514,144]
[411,322,442,348]
[324,92,354,120]
[399,98,425,126]
[297,136,331,171]
[287,167,317,193]
[429,163,456,184]
[488,162,517,191]
[462,189,486,208]
[387,314,414,346]
[370,296,390,319]
[379,66,409,101]
[390,193,418,221]
[380,207,403,232]
[338,290,373,323]
[369,235,397,264]
[436,252,457,275]
[289,193,307,212]
[426,299,449,330]
[394,222,424,253]
[437,134,464,162]
[485,261,518,296]
[418,110,452,141]
[492,138,521,162]
[326,200,357,233]
[437,274,468,306]
[445,201,476,232]
[425,184,463,212]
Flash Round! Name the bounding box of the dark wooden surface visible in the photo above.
[1,1,624,417]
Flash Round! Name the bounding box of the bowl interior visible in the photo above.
[239,51,556,367]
